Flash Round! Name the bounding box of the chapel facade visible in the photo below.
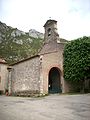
[0,20,70,96]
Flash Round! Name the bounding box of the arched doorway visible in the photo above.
[48,67,62,93]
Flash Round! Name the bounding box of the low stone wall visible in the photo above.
[13,90,40,97]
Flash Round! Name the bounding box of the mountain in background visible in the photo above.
[0,21,44,63]
[0,21,67,64]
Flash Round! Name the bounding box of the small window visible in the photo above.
[48,28,51,36]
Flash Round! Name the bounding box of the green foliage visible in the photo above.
[63,36,90,83]
[0,28,44,64]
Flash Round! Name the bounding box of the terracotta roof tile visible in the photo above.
[0,58,7,64]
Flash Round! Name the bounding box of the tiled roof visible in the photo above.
[44,19,57,27]
[10,55,39,66]
[0,58,7,64]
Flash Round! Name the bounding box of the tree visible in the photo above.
[63,36,90,92]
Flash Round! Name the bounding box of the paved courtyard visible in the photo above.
[0,94,90,120]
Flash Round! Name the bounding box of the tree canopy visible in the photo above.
[63,36,90,83]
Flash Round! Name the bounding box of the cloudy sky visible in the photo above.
[0,0,90,40]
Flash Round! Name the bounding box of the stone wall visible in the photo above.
[40,50,64,94]
[39,43,70,94]
[11,56,40,96]
[0,64,8,93]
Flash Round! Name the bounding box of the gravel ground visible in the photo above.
[0,94,90,120]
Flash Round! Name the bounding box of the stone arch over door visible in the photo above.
[48,67,62,93]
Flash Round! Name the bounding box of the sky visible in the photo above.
[0,0,90,40]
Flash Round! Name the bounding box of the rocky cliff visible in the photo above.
[0,21,44,63]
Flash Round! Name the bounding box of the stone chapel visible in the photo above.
[0,20,70,96]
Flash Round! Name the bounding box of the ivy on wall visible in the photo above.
[63,36,90,92]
